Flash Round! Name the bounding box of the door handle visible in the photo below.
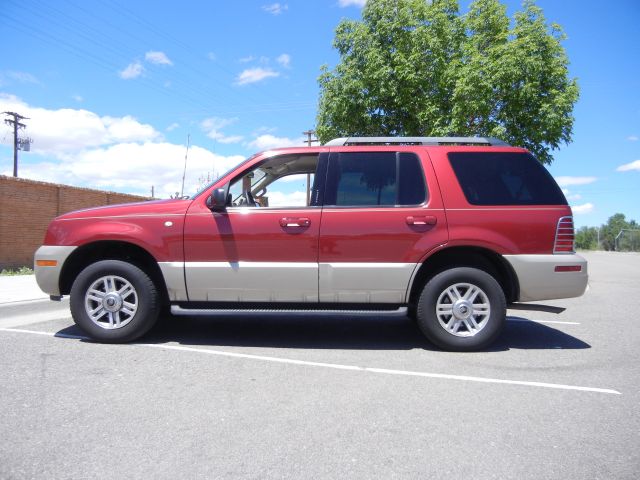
[279,217,311,228]
[406,215,437,226]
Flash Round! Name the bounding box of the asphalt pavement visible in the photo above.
[0,252,638,479]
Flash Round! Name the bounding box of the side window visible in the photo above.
[228,154,321,208]
[324,152,427,207]
[448,152,568,206]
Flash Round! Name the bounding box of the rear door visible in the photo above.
[318,148,448,303]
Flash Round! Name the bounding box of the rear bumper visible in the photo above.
[34,245,77,296]
[503,253,588,302]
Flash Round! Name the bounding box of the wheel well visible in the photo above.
[408,247,519,306]
[59,241,169,305]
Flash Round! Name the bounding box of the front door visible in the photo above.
[183,152,326,302]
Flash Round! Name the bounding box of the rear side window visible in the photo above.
[325,152,427,206]
[448,152,567,205]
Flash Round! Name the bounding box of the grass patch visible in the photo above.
[1,266,34,276]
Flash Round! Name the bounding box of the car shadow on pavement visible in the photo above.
[55,313,590,351]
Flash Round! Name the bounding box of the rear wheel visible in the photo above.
[416,267,506,351]
[70,260,160,342]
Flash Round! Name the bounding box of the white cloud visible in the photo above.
[276,54,291,68]
[616,160,640,172]
[200,117,243,144]
[561,188,582,201]
[627,135,638,141]
[102,116,159,143]
[248,134,306,151]
[236,67,279,85]
[166,122,180,132]
[555,176,597,187]
[571,203,594,215]
[339,0,366,6]
[72,95,84,103]
[0,93,160,154]
[239,55,256,63]
[12,142,245,198]
[119,61,144,79]
[278,173,310,183]
[145,51,173,66]
[207,52,217,61]
[0,94,245,198]
[266,190,307,207]
[262,3,288,15]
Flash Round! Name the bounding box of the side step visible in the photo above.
[170,305,408,317]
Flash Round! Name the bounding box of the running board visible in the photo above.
[171,305,408,317]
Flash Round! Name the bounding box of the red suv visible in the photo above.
[34,137,588,351]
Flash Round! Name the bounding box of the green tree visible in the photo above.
[317,0,579,164]
[575,226,598,250]
[600,213,629,251]
[596,213,639,251]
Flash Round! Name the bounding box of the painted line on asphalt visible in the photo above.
[508,318,581,326]
[0,327,621,395]
[0,310,71,329]
[0,298,51,307]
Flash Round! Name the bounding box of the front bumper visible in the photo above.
[34,245,77,296]
[503,253,588,302]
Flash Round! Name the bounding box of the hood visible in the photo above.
[57,198,192,220]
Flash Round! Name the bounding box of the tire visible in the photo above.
[416,267,506,351]
[70,260,160,343]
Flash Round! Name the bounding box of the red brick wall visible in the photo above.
[0,175,150,269]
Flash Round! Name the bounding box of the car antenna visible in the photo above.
[180,133,191,198]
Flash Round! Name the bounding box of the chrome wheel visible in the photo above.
[84,275,138,330]
[435,282,490,337]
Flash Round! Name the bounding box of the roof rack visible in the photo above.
[324,136,510,147]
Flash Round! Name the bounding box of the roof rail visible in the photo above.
[324,136,510,147]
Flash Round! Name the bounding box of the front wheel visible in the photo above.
[416,267,506,351]
[70,260,160,343]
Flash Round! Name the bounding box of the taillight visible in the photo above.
[554,216,575,253]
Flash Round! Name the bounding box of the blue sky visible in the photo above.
[0,0,638,227]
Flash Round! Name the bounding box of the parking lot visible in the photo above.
[0,251,638,479]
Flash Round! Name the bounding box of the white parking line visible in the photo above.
[0,310,71,329]
[0,327,621,395]
[508,318,581,326]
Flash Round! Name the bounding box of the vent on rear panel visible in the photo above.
[554,216,575,253]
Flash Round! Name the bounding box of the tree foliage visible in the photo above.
[317,0,579,163]
[575,213,640,251]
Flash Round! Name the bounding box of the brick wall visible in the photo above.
[0,175,151,269]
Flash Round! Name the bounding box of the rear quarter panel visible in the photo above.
[427,146,571,255]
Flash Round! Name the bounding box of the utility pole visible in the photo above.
[302,130,318,205]
[3,111,30,177]
[302,129,318,147]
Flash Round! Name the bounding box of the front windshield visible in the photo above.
[190,154,259,199]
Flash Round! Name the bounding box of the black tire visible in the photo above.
[70,260,160,343]
[416,267,506,351]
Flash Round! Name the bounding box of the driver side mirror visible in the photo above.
[206,185,228,212]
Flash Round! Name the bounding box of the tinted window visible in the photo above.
[325,152,426,206]
[448,152,567,206]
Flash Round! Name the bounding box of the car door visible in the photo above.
[183,151,327,303]
[318,148,448,303]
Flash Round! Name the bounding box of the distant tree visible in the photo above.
[575,226,598,250]
[593,213,639,251]
[317,0,579,164]
[600,213,629,251]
